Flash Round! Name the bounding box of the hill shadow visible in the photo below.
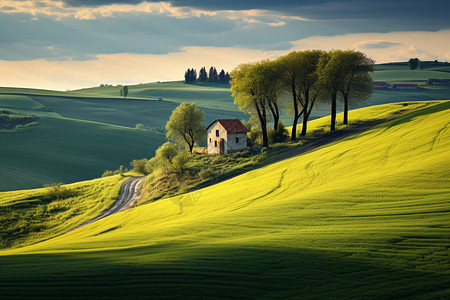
[0,245,448,299]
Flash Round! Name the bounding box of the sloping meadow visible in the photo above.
[1,101,449,298]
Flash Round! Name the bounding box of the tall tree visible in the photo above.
[166,103,205,153]
[230,62,270,148]
[122,85,128,98]
[218,69,226,82]
[317,50,346,131]
[260,59,283,131]
[408,58,420,70]
[184,68,191,84]
[190,68,197,82]
[338,50,374,125]
[296,50,324,136]
[199,67,207,82]
[225,72,231,83]
[276,51,304,141]
[209,67,218,82]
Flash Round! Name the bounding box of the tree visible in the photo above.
[218,69,226,82]
[276,51,305,140]
[122,85,128,98]
[317,50,346,131]
[230,62,271,148]
[338,50,374,124]
[209,67,218,82]
[260,59,283,131]
[166,103,205,153]
[199,67,208,82]
[287,50,323,136]
[225,72,231,83]
[408,58,420,70]
[191,68,197,82]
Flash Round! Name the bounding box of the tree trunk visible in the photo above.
[288,77,297,141]
[331,91,337,131]
[255,98,269,148]
[268,101,279,131]
[300,109,308,136]
[300,93,310,136]
[343,93,349,125]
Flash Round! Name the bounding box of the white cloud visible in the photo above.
[290,30,450,63]
[267,21,287,27]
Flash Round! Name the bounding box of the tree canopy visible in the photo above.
[166,103,205,153]
[230,49,375,142]
[230,62,272,148]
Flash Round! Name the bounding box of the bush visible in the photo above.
[101,165,128,177]
[171,151,191,177]
[43,182,71,200]
[135,123,146,130]
[155,142,179,165]
[268,122,289,144]
[131,159,148,174]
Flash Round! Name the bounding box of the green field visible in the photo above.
[0,61,449,192]
[0,116,166,191]
[0,101,448,298]
[0,86,245,191]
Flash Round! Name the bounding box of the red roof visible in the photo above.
[206,119,248,133]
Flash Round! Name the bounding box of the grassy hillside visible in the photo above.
[0,175,127,248]
[0,87,244,191]
[74,81,237,112]
[0,116,165,191]
[1,101,448,298]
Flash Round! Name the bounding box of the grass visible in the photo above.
[0,100,448,298]
[74,81,237,112]
[0,89,244,191]
[0,175,127,249]
[0,116,166,191]
[0,109,40,131]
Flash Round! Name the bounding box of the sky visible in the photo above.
[0,0,449,90]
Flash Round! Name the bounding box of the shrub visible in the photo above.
[135,123,146,130]
[268,122,289,144]
[171,151,191,177]
[155,142,179,165]
[43,182,71,200]
[131,159,148,174]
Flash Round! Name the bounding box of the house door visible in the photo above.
[219,138,225,154]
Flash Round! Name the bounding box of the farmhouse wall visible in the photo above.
[206,120,247,154]
[225,132,247,153]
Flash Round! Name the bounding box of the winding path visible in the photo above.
[66,176,143,233]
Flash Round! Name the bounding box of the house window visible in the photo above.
[236,137,239,143]
[209,138,211,143]
[214,140,217,147]
[216,129,219,137]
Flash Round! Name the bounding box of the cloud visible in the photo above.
[291,30,450,63]
[1,29,449,91]
[354,40,402,49]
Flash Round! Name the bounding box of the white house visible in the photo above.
[206,119,248,154]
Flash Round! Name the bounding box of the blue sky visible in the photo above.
[0,0,449,90]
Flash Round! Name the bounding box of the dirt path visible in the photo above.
[66,176,143,233]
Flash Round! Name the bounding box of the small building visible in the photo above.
[206,119,248,154]
[391,83,419,89]
[373,81,390,88]
[427,79,450,85]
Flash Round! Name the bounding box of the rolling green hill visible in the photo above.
[0,87,245,191]
[1,101,448,298]
[0,116,166,191]
[1,61,449,192]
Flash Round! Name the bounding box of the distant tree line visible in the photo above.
[185,67,231,84]
[230,49,374,147]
